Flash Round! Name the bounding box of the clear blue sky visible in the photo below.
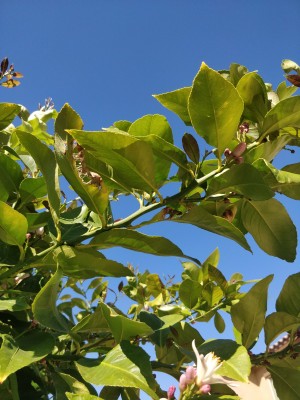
[2,1,300,398]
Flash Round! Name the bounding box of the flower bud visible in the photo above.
[224,148,232,158]
[167,385,176,399]
[200,384,211,394]
[231,142,247,157]
[179,374,187,392]
[185,366,197,384]
[234,156,244,164]
[35,227,44,236]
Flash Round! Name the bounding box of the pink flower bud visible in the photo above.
[35,227,44,236]
[185,366,197,384]
[224,148,232,158]
[167,385,176,399]
[200,384,211,394]
[179,374,187,392]
[231,142,247,157]
[26,233,31,240]
[234,156,244,164]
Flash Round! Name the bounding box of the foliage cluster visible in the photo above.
[1,58,300,399]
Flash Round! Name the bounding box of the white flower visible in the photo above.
[192,340,234,387]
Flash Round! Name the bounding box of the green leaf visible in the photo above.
[236,72,268,126]
[19,177,47,204]
[276,272,300,316]
[76,341,159,400]
[16,130,61,225]
[153,87,192,125]
[207,163,274,200]
[26,212,50,230]
[68,130,158,194]
[231,275,273,349]
[188,63,244,157]
[55,134,108,215]
[267,365,300,400]
[198,339,251,382]
[32,267,71,332]
[66,394,103,400]
[0,103,21,130]
[128,114,173,143]
[214,312,225,333]
[172,205,251,251]
[277,81,298,101]
[264,312,300,346]
[136,134,190,173]
[72,308,109,334]
[0,331,54,383]
[253,159,300,200]
[179,279,202,308]
[53,245,133,278]
[182,132,200,163]
[128,114,174,186]
[243,134,291,164]
[99,303,154,343]
[90,228,187,258]
[55,103,83,141]
[0,153,23,202]
[217,345,251,382]
[229,63,249,86]
[262,96,300,136]
[0,298,29,312]
[0,201,27,246]
[241,198,297,262]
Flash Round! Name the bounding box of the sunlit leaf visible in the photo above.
[262,96,300,136]
[0,201,27,246]
[153,87,192,125]
[76,341,159,400]
[0,331,54,383]
[188,62,243,157]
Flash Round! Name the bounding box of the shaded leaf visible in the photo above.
[267,365,300,400]
[0,103,21,130]
[0,153,23,202]
[276,272,300,316]
[188,63,243,157]
[207,163,274,200]
[182,132,200,163]
[231,275,273,348]
[172,205,251,251]
[16,130,61,226]
[179,279,202,308]
[241,199,297,262]
[236,72,268,126]
[99,303,153,342]
[264,312,300,346]
[32,267,71,331]
[19,177,47,204]
[90,228,188,259]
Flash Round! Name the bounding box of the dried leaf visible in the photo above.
[1,57,8,74]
